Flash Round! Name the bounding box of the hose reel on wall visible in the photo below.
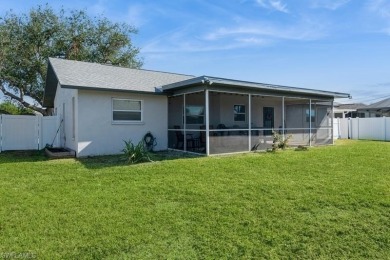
[143,131,157,152]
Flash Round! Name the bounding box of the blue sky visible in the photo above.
[1,0,390,104]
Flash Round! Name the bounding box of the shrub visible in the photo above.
[122,140,151,164]
[270,131,292,152]
[0,101,34,115]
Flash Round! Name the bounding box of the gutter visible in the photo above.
[162,76,351,99]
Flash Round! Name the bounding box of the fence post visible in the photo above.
[357,117,360,140]
[336,118,339,139]
[348,117,351,139]
[38,116,43,150]
[384,116,387,141]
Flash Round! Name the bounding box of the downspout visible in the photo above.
[205,89,210,155]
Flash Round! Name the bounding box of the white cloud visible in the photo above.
[383,27,390,34]
[256,0,289,13]
[269,1,289,13]
[367,0,390,34]
[126,5,146,27]
[368,0,390,18]
[204,22,326,42]
[310,0,351,10]
[141,8,331,55]
[141,24,270,54]
[235,37,268,44]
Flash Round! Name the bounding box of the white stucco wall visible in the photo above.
[77,90,168,157]
[53,83,78,152]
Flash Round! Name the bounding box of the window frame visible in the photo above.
[184,105,205,125]
[233,104,246,122]
[305,108,316,123]
[112,98,143,124]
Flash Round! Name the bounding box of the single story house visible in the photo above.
[44,58,350,157]
[333,103,368,118]
[358,97,390,117]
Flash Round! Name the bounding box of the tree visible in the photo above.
[0,101,34,115]
[0,5,142,115]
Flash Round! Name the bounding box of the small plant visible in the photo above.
[270,131,292,152]
[122,140,151,164]
[295,145,309,151]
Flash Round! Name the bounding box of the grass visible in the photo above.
[0,140,389,259]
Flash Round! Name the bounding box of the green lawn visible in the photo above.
[0,140,389,259]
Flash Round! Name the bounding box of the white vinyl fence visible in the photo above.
[334,117,390,141]
[0,115,60,152]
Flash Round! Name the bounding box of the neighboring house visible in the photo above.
[333,103,368,118]
[44,58,350,157]
[358,97,390,117]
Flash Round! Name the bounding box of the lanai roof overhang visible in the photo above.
[164,76,350,155]
[162,76,351,100]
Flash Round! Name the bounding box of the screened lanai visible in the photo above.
[164,77,350,155]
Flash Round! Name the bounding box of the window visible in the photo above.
[234,105,246,122]
[112,99,142,122]
[334,113,343,118]
[185,105,204,124]
[305,108,315,123]
[358,113,365,118]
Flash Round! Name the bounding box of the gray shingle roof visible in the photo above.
[363,97,390,110]
[44,58,351,107]
[44,58,194,107]
[334,103,367,110]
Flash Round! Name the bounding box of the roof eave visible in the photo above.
[162,76,351,99]
[61,84,166,95]
[162,76,207,91]
[209,77,351,98]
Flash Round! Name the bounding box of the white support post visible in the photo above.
[282,96,285,141]
[309,99,312,146]
[248,94,251,151]
[331,101,334,145]
[183,94,187,152]
[205,90,210,155]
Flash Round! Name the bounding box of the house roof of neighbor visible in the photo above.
[334,103,368,110]
[44,58,351,107]
[362,97,390,110]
